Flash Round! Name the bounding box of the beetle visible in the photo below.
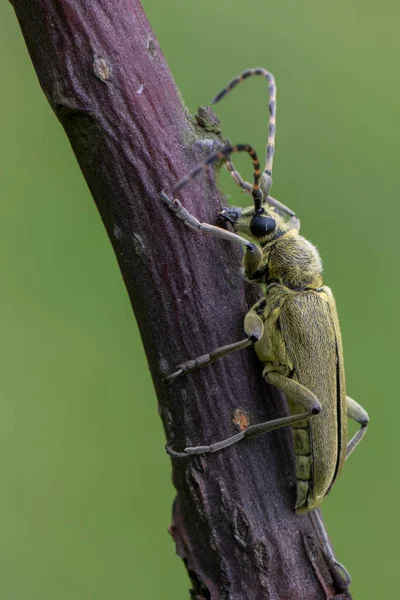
[160,68,369,515]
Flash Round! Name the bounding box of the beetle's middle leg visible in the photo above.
[165,300,266,383]
[165,338,254,383]
[165,298,265,382]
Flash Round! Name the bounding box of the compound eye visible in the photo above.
[250,215,276,237]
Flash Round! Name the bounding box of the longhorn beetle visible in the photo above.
[160,67,368,552]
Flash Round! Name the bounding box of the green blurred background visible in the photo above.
[0,0,397,598]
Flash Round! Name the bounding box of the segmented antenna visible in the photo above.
[211,68,276,177]
[225,159,296,218]
[173,144,263,210]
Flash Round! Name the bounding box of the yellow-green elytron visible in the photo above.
[160,68,369,514]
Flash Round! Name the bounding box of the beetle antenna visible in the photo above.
[211,68,276,179]
[173,144,263,211]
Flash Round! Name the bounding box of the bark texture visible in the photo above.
[10,1,352,598]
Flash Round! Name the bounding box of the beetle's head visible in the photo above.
[219,197,289,244]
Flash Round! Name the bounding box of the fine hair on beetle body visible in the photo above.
[159,68,369,517]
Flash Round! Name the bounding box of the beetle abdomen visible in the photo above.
[292,421,313,509]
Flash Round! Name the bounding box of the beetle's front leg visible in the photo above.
[243,242,264,279]
[160,192,262,260]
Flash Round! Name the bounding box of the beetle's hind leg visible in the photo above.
[167,372,322,457]
[346,396,369,459]
[309,509,352,589]
[166,308,322,457]
[167,410,319,457]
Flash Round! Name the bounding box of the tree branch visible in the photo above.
[10,1,352,598]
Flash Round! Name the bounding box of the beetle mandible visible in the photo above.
[160,68,369,515]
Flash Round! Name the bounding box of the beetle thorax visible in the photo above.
[266,230,323,290]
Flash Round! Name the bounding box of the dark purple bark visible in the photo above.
[10,1,352,598]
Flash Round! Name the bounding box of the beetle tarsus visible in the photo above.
[332,559,352,586]
[166,443,190,458]
[164,368,183,384]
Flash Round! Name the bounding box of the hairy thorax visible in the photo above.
[264,230,323,290]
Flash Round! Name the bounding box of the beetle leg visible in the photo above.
[167,371,322,456]
[160,191,263,278]
[244,302,265,341]
[165,338,253,383]
[266,372,322,415]
[167,411,319,457]
[159,191,263,256]
[346,396,369,459]
[309,509,352,587]
[166,300,266,383]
